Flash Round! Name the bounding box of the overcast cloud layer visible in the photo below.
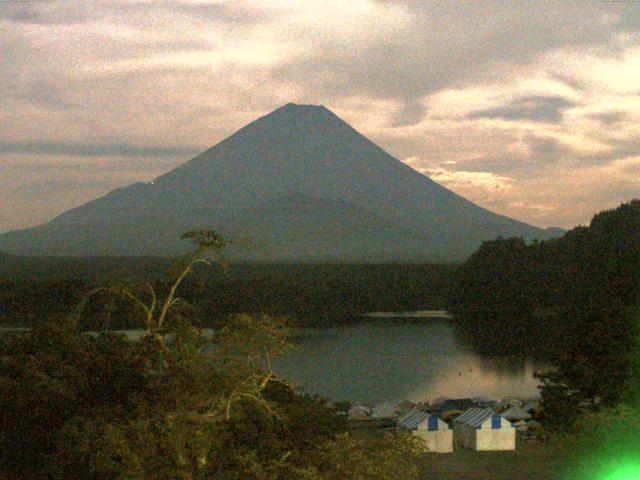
[2,0,640,233]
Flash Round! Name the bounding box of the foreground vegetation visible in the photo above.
[450,199,640,426]
[437,200,640,479]
[0,232,426,479]
[1,320,431,479]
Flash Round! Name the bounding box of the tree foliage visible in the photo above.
[550,311,640,479]
[0,230,425,479]
[1,263,455,330]
[449,199,640,425]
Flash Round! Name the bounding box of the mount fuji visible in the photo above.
[0,103,562,260]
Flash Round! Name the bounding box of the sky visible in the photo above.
[1,0,640,233]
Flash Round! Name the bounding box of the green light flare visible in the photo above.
[601,459,640,480]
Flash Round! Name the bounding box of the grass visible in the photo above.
[418,437,566,480]
[348,422,568,479]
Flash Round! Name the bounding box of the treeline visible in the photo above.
[0,263,456,329]
[449,199,640,416]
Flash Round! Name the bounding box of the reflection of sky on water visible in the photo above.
[273,320,544,404]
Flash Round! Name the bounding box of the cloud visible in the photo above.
[0,0,273,27]
[271,1,639,107]
[0,150,180,233]
[1,1,640,233]
[389,100,428,127]
[5,156,184,174]
[0,141,200,158]
[587,110,629,125]
[425,167,513,193]
[0,0,90,25]
[467,95,577,123]
[525,134,575,163]
[10,178,121,196]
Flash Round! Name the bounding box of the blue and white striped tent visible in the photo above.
[453,407,515,450]
[398,409,450,431]
[398,409,453,452]
[454,407,510,429]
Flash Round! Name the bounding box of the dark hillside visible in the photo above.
[450,199,640,358]
[0,259,457,328]
[449,199,640,415]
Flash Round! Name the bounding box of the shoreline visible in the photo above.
[360,310,453,319]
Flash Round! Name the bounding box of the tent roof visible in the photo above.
[499,397,524,408]
[349,404,371,411]
[454,407,510,429]
[398,409,430,429]
[348,405,371,416]
[398,409,449,431]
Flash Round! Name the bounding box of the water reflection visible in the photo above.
[274,319,544,404]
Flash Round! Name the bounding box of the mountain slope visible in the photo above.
[0,103,562,259]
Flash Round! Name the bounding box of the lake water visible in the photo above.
[274,319,544,405]
[1,319,544,406]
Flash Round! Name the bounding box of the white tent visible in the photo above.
[501,406,532,421]
[371,401,399,419]
[398,409,453,453]
[453,407,516,451]
[498,397,524,410]
[348,404,371,420]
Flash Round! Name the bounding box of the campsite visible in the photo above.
[347,396,567,479]
[347,395,546,449]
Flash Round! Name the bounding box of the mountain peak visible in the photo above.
[281,102,326,110]
[226,102,351,146]
[270,102,332,120]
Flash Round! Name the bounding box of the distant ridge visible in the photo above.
[0,103,563,260]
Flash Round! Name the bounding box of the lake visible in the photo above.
[1,318,544,406]
[274,319,544,405]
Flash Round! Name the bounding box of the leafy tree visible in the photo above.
[449,236,540,357]
[1,229,425,479]
[550,309,640,480]
[449,199,640,428]
[0,321,147,478]
[535,305,636,426]
[312,432,425,480]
